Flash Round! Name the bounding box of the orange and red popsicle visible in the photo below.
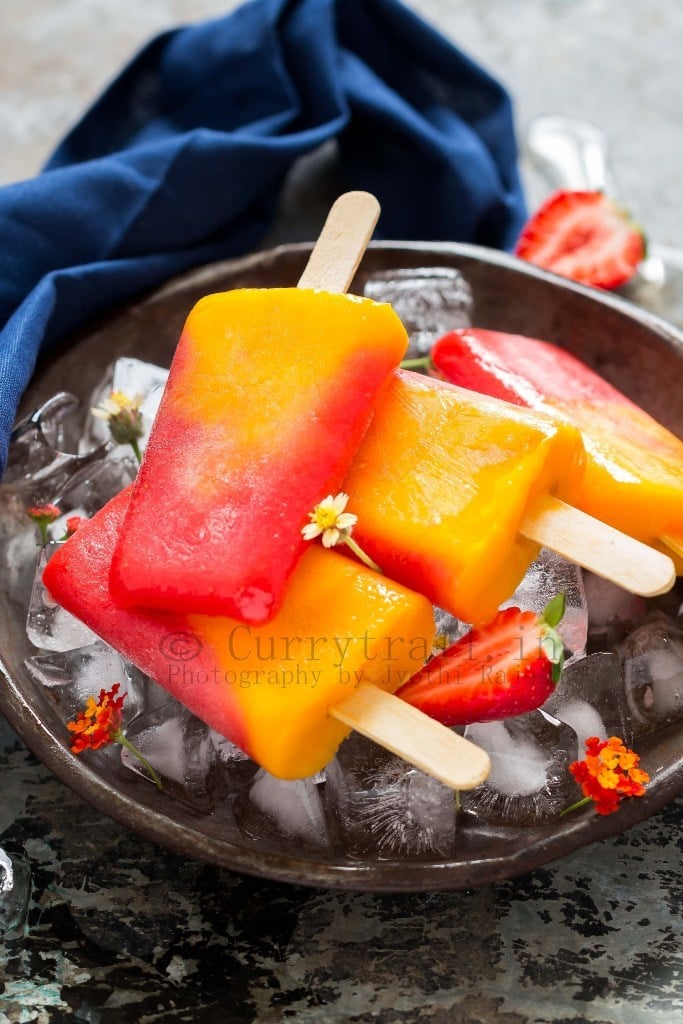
[340,370,586,624]
[431,328,683,553]
[44,488,435,780]
[110,288,408,624]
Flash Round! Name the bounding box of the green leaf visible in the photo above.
[540,627,563,667]
[541,592,566,629]
[551,649,565,685]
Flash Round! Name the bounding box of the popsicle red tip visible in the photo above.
[515,189,645,290]
[396,594,566,727]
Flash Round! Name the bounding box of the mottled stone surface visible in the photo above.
[1,1,683,1021]
[1,714,681,1023]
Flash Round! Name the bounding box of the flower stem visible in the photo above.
[344,535,382,574]
[37,524,49,548]
[400,356,432,371]
[130,439,143,464]
[115,731,162,790]
[560,796,591,817]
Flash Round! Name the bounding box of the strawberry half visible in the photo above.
[397,595,566,727]
[515,190,645,290]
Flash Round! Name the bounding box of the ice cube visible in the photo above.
[502,548,588,655]
[57,453,137,516]
[363,267,473,357]
[617,618,683,734]
[25,641,144,724]
[83,357,168,454]
[111,357,169,403]
[138,383,165,428]
[543,652,634,746]
[121,699,219,810]
[27,546,98,652]
[236,770,328,851]
[584,571,647,650]
[433,606,470,650]
[4,393,83,488]
[0,848,12,893]
[325,733,456,859]
[209,729,259,793]
[0,529,41,597]
[461,710,580,825]
[0,850,31,939]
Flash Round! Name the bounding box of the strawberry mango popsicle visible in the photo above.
[341,370,587,625]
[431,329,683,553]
[110,287,408,623]
[44,488,435,780]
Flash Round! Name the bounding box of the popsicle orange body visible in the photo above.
[431,328,683,545]
[44,488,435,779]
[342,370,585,625]
[110,289,408,623]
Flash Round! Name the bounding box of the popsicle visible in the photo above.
[430,328,683,562]
[110,193,408,624]
[43,487,491,787]
[340,370,675,625]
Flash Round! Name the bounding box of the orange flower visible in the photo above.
[566,736,649,816]
[27,503,61,546]
[67,684,161,789]
[27,503,61,520]
[67,683,125,753]
[64,515,89,539]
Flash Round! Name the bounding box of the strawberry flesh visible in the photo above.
[397,605,563,727]
[515,190,645,290]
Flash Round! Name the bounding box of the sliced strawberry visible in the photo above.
[515,190,645,290]
[397,595,566,727]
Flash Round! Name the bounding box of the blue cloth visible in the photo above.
[0,0,526,476]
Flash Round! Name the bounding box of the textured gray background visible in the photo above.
[1,2,682,1022]
[2,0,683,243]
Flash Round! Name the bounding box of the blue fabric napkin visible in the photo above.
[0,0,526,476]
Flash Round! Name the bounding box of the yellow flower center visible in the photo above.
[312,506,341,531]
[110,391,135,411]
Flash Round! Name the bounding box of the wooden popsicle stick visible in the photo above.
[521,495,676,597]
[297,191,490,791]
[330,684,491,791]
[661,533,683,560]
[297,191,381,295]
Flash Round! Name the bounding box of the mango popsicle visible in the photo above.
[431,328,683,555]
[340,370,587,625]
[45,487,436,780]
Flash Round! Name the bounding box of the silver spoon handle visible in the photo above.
[526,116,620,196]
